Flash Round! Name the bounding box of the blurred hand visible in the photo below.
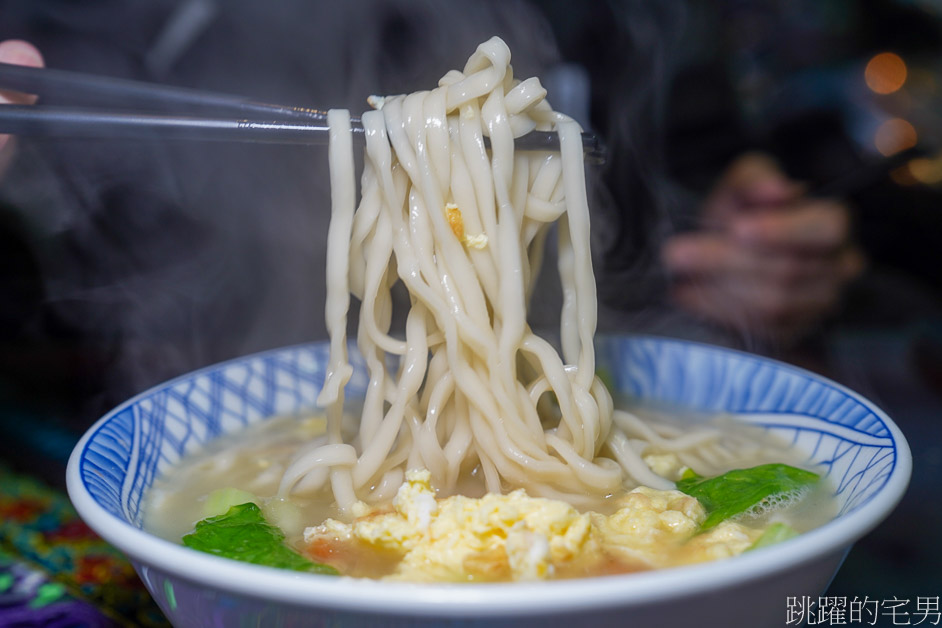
[0,40,44,178]
[662,152,865,346]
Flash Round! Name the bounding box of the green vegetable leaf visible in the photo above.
[747,522,799,551]
[675,463,819,529]
[182,503,337,575]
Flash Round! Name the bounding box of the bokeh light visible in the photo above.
[908,156,942,185]
[865,52,908,94]
[874,118,917,156]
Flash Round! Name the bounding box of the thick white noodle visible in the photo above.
[279,37,714,512]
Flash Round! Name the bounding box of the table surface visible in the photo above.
[0,327,939,628]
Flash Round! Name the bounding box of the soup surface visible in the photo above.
[143,407,834,582]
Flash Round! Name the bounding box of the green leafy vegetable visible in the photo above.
[675,463,819,529]
[747,522,799,551]
[182,503,337,575]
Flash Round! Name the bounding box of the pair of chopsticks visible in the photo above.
[0,62,606,162]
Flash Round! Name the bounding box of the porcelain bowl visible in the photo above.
[67,335,911,628]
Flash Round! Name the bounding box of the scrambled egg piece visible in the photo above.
[446,203,465,241]
[307,469,594,581]
[445,203,488,250]
[303,469,764,582]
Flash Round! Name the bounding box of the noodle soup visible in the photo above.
[142,406,834,582]
[143,37,835,583]
[64,27,910,625]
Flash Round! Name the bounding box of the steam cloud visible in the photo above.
[1,0,745,427]
[0,0,565,423]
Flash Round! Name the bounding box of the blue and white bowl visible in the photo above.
[67,335,911,628]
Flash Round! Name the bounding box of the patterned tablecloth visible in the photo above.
[0,462,169,627]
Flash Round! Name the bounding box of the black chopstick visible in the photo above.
[0,105,607,161]
[0,62,606,161]
[0,105,337,145]
[0,61,329,123]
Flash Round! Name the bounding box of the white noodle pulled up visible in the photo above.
[279,37,725,513]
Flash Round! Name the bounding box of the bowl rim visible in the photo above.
[66,334,912,617]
